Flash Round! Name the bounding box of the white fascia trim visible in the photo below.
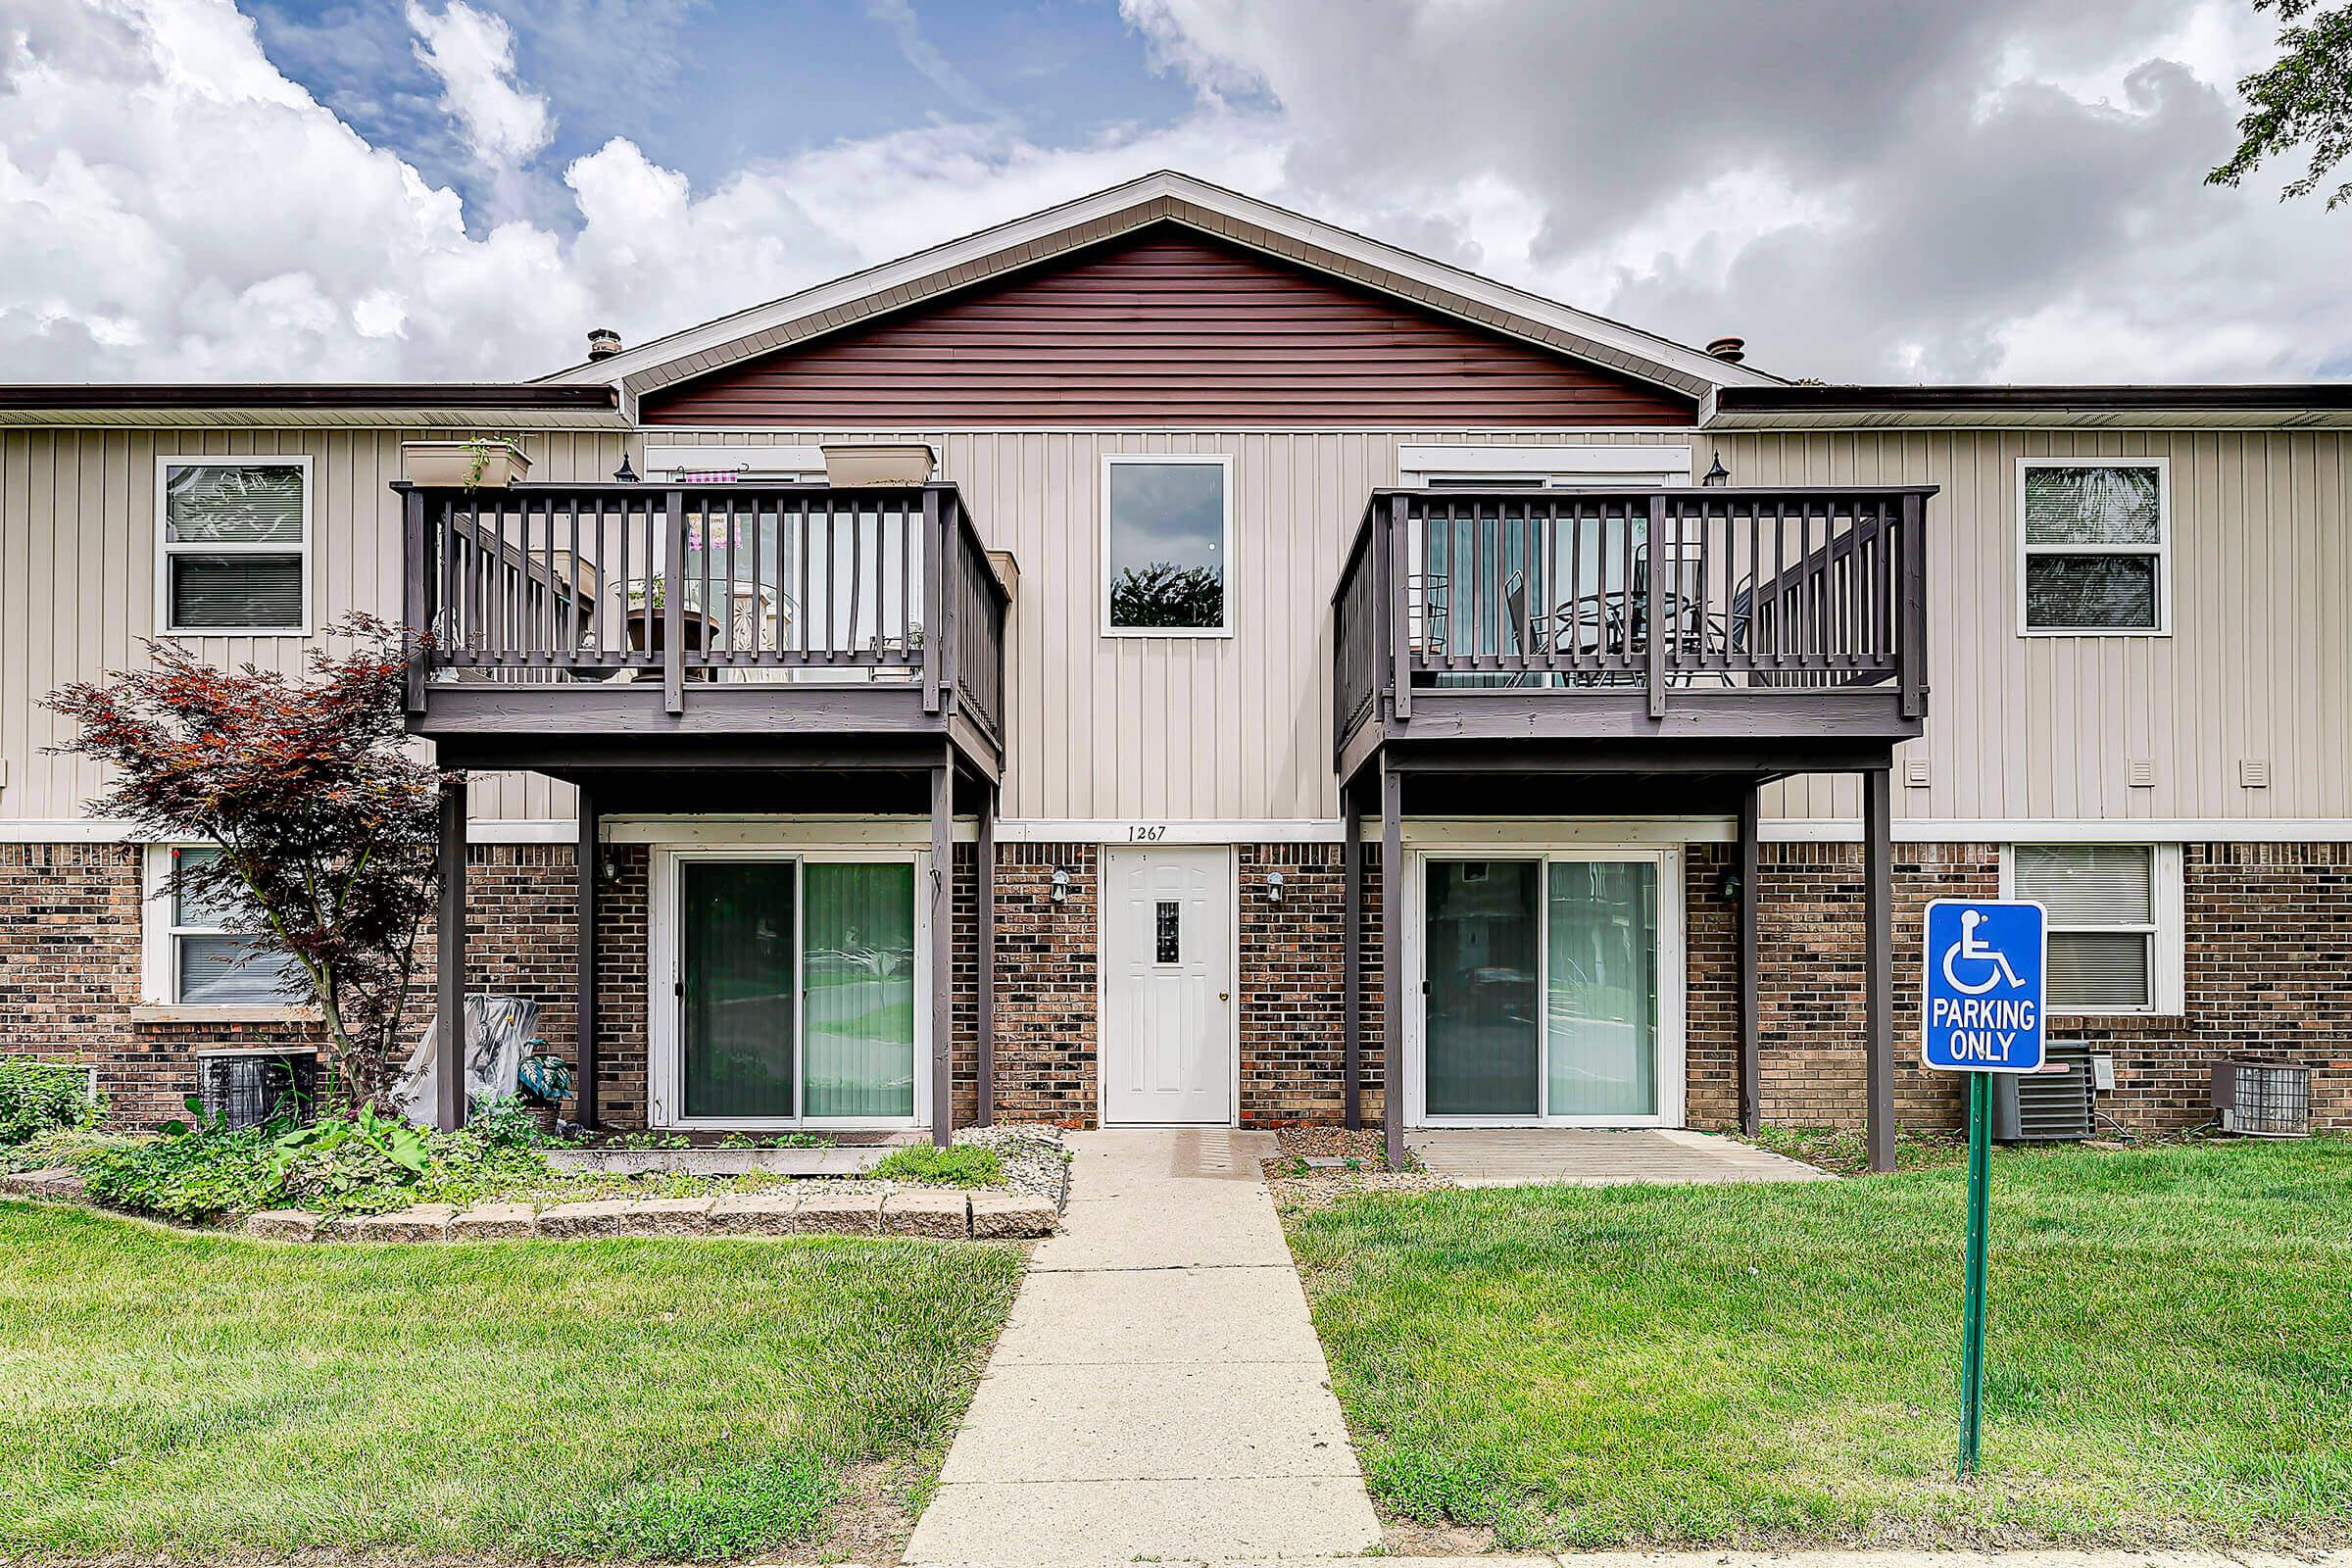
[20,815,2352,848]
[553,172,1779,397]
[1760,819,2352,844]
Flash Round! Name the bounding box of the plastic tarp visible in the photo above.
[394,996,539,1127]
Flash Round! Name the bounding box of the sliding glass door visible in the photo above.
[1417,851,1677,1126]
[664,853,921,1128]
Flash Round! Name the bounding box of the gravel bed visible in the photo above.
[1263,1125,1453,1210]
[954,1123,1072,1208]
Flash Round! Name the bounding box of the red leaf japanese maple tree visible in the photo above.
[47,615,452,1114]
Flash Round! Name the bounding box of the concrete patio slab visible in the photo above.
[903,1128,1379,1567]
[1410,1127,1831,1187]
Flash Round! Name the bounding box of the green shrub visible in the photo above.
[869,1144,1004,1188]
[79,1111,277,1223]
[0,1058,101,1145]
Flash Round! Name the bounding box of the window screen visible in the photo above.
[163,463,306,631]
[2012,845,2156,1010]
[1106,461,1226,630]
[2021,465,2163,632]
[171,848,303,1004]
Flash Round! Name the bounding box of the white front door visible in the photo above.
[1102,847,1234,1125]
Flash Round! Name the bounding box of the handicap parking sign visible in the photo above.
[1922,900,2046,1073]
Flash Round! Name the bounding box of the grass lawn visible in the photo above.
[0,1200,1024,1562]
[1285,1137,2352,1551]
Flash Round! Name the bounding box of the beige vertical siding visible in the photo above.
[0,425,626,824]
[9,421,2342,830]
[649,428,1695,821]
[1724,429,2352,824]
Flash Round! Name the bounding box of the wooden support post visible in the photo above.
[435,778,466,1134]
[1386,494,1413,721]
[662,489,686,715]
[1381,759,1404,1172]
[920,489,945,714]
[401,486,428,714]
[1739,782,1761,1138]
[1342,786,1363,1132]
[574,786,599,1129]
[929,760,954,1148]
[977,781,997,1128]
[1646,491,1669,719]
[1863,765,1895,1174]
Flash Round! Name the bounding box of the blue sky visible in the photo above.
[2,1,2346,385]
[247,1,1204,234]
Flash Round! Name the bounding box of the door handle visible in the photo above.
[1219,991,1230,1002]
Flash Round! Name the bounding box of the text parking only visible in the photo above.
[1922,900,2046,1074]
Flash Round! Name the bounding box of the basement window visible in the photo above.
[158,458,311,634]
[2018,459,2169,634]
[148,846,304,1005]
[2002,843,2182,1014]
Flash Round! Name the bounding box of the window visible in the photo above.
[1102,455,1231,634]
[159,458,311,633]
[155,847,304,1005]
[2018,459,2168,634]
[2005,843,2182,1014]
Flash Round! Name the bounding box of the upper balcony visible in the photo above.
[399,480,1007,785]
[1333,485,1936,787]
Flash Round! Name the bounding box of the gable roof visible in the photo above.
[540,170,1785,412]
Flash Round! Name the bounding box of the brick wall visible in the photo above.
[16,834,2345,1139]
[1232,843,1388,1128]
[988,843,1098,1125]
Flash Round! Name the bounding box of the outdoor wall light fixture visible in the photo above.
[1701,451,1731,487]
[1050,867,1071,904]
[1718,863,1743,902]
[612,454,639,484]
[1264,871,1285,904]
[599,851,624,887]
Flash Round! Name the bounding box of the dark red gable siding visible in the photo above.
[642,227,1697,426]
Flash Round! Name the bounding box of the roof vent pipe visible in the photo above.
[586,327,623,361]
[1705,335,1746,364]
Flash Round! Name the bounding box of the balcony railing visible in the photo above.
[400,480,1006,748]
[1335,486,1934,754]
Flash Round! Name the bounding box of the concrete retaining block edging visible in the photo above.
[238,1188,1057,1245]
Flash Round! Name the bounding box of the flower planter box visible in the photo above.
[402,441,532,489]
[820,442,935,488]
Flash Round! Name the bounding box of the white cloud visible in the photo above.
[404,0,551,218]
[1,0,2345,386]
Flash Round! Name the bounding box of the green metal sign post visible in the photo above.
[1956,1070,1992,1478]
[1923,898,2048,1485]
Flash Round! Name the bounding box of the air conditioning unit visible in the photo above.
[2213,1059,2311,1138]
[1991,1041,2095,1142]
[197,1050,318,1130]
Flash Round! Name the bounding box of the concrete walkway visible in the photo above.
[904,1128,1382,1566]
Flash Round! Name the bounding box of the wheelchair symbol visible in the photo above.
[1940,908,2025,996]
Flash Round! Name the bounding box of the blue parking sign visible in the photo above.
[1922,899,2046,1073]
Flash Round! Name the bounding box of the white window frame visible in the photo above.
[139,843,299,1007]
[641,444,830,482]
[1999,842,2184,1015]
[155,455,314,637]
[2015,456,2171,638]
[647,843,932,1132]
[1400,844,1686,1130]
[1101,453,1234,639]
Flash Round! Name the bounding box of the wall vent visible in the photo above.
[1903,756,1932,788]
[2127,758,2155,789]
[2239,758,2271,789]
[2213,1059,2310,1137]
[1991,1041,2094,1142]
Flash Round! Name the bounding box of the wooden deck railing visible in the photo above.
[1334,485,1934,753]
[400,480,1007,745]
